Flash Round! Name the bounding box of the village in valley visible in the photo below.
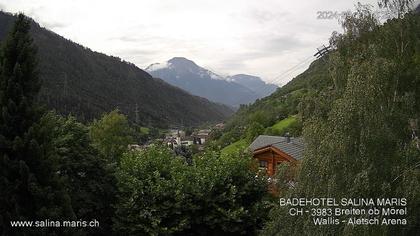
[129,120,305,180]
[129,123,224,152]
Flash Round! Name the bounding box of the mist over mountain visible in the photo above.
[227,74,277,98]
[146,57,276,107]
[0,12,233,127]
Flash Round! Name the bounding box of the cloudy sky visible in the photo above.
[0,0,410,85]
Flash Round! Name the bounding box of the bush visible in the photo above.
[113,146,270,235]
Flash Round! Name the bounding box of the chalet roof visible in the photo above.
[249,135,305,160]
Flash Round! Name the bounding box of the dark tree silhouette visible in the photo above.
[0,14,74,235]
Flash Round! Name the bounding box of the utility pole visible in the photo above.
[135,103,139,124]
[314,44,331,59]
[63,73,68,113]
[63,73,68,97]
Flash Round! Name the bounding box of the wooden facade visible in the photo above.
[253,146,298,176]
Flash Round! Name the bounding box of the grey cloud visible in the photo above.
[0,0,387,81]
[229,34,308,62]
[115,48,158,56]
[13,5,69,30]
[248,9,290,24]
[110,35,142,42]
[212,59,246,72]
[42,21,68,29]
[230,7,289,25]
[109,34,177,45]
[262,35,307,54]
[23,6,44,20]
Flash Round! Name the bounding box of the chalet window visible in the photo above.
[259,160,268,168]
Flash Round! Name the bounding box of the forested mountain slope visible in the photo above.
[0,11,233,127]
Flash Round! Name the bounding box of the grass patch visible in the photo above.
[140,127,150,134]
[221,139,249,156]
[269,116,298,135]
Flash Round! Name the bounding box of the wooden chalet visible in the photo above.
[249,135,304,176]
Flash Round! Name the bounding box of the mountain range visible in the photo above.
[0,11,233,127]
[226,74,278,98]
[146,58,277,107]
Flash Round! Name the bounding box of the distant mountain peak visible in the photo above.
[168,57,199,68]
[146,57,278,106]
[168,57,193,63]
[147,57,224,80]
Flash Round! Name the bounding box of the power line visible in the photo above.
[314,45,331,58]
[255,44,332,97]
[252,55,315,97]
[271,55,314,84]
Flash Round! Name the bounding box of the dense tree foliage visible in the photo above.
[262,2,420,235]
[114,146,270,235]
[0,15,118,235]
[0,14,74,235]
[89,110,134,163]
[40,113,118,235]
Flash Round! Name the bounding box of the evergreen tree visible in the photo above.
[39,113,118,235]
[0,14,73,235]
